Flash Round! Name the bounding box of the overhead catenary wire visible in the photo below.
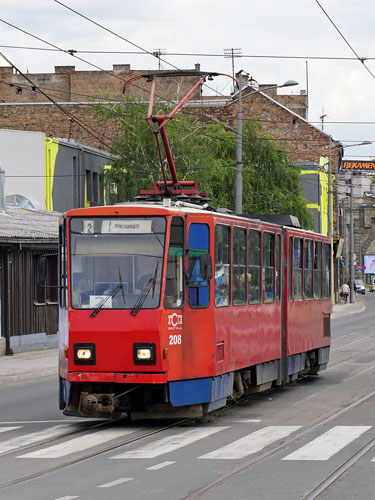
[3,43,375,61]
[314,0,375,81]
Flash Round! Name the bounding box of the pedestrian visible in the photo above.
[342,282,350,304]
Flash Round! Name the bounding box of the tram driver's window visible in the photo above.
[263,232,275,303]
[215,224,230,307]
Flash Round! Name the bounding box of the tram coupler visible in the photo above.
[78,392,119,418]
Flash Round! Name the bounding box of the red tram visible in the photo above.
[50,71,330,419]
[55,201,331,419]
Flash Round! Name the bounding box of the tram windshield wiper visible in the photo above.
[130,262,159,317]
[90,274,125,318]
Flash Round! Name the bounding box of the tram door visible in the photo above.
[182,221,214,379]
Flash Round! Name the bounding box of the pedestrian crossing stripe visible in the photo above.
[0,425,78,455]
[282,426,372,461]
[17,428,139,459]
[110,427,229,459]
[0,426,22,434]
[199,426,302,460]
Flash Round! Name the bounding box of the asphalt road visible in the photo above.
[1,295,375,500]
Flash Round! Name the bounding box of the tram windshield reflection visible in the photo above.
[69,216,166,310]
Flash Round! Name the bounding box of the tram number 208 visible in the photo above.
[169,334,182,345]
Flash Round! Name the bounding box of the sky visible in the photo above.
[1,0,375,159]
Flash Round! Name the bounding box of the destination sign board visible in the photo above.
[340,160,375,171]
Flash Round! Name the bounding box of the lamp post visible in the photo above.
[235,76,298,214]
[338,141,371,303]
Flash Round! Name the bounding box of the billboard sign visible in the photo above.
[363,255,375,274]
[340,160,375,171]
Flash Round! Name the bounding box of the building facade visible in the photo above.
[0,130,113,212]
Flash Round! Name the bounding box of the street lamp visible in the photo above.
[235,75,298,214]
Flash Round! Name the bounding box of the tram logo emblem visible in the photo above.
[168,313,183,329]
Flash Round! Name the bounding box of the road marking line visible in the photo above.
[0,425,78,455]
[0,427,21,433]
[283,426,371,461]
[146,461,176,470]
[111,426,229,459]
[228,419,262,423]
[53,496,78,500]
[336,335,374,350]
[17,428,138,459]
[199,426,302,460]
[98,478,133,488]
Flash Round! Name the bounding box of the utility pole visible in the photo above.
[235,71,243,215]
[349,164,355,302]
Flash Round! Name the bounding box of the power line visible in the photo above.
[3,43,375,61]
[314,0,375,81]
[0,18,126,84]
[54,0,180,73]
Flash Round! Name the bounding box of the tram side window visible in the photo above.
[263,232,275,303]
[248,229,261,304]
[59,219,68,308]
[276,234,281,302]
[323,242,331,299]
[233,227,247,305]
[293,237,303,301]
[188,223,210,308]
[314,241,322,299]
[289,237,293,301]
[215,224,230,307]
[304,239,313,300]
[164,217,184,309]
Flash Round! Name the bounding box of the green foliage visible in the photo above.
[92,99,314,229]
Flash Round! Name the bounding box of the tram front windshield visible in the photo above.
[69,216,166,310]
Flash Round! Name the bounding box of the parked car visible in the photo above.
[354,279,366,294]
[370,278,375,292]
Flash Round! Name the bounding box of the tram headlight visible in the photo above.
[133,343,156,365]
[137,348,152,360]
[74,343,96,365]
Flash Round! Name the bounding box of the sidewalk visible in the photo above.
[0,299,366,386]
[331,297,365,319]
[0,348,57,385]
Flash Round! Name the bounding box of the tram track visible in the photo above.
[0,417,190,490]
[299,436,375,500]
[180,388,375,500]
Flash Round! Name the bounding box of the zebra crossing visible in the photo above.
[0,423,374,463]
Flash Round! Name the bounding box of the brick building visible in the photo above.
[0,63,341,227]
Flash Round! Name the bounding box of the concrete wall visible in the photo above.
[0,129,45,208]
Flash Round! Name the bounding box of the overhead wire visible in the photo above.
[3,44,375,61]
[314,0,375,81]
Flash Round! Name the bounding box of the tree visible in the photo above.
[92,99,314,229]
